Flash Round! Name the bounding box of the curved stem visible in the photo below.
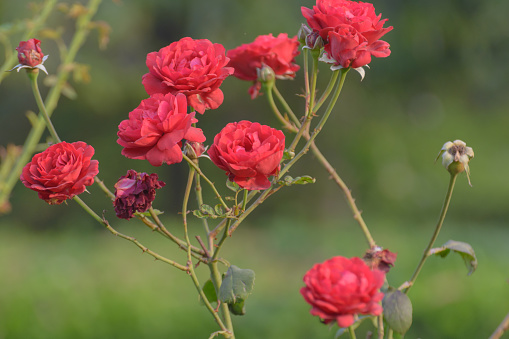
[73,195,188,271]
[272,85,300,128]
[183,154,229,211]
[404,173,458,294]
[348,326,357,339]
[489,311,509,339]
[28,70,61,143]
[310,143,375,246]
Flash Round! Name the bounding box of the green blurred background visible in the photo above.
[1,0,508,338]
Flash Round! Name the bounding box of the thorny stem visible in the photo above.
[270,78,375,247]
[404,173,458,294]
[489,311,509,339]
[194,161,213,251]
[73,195,188,271]
[183,167,232,337]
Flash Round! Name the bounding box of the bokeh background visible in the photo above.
[1,0,509,338]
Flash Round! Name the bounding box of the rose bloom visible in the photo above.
[300,256,385,328]
[227,33,300,99]
[117,92,206,166]
[142,37,234,114]
[114,170,165,220]
[301,0,393,44]
[20,141,99,205]
[323,24,391,69]
[16,38,44,67]
[208,120,285,190]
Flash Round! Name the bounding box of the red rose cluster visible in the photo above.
[20,142,99,205]
[300,256,385,328]
[117,38,233,166]
[302,0,392,69]
[227,33,300,99]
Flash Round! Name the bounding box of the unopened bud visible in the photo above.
[436,140,474,185]
[257,64,275,84]
[184,141,205,160]
[305,31,324,51]
[298,24,312,45]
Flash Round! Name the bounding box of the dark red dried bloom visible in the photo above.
[113,170,165,220]
[363,247,397,274]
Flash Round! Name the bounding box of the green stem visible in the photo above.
[194,161,213,251]
[28,70,61,143]
[348,326,357,339]
[280,68,349,178]
[312,69,340,115]
[377,314,384,339]
[183,154,229,211]
[0,0,103,209]
[404,173,458,294]
[183,167,232,337]
[272,85,301,128]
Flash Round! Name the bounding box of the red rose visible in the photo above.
[20,141,99,205]
[323,24,390,69]
[117,93,206,166]
[227,33,300,99]
[114,170,165,220]
[207,120,285,190]
[142,37,234,114]
[300,256,385,328]
[16,38,44,67]
[301,0,393,44]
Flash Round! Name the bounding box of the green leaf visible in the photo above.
[282,150,294,160]
[279,175,316,186]
[198,204,217,219]
[228,298,246,316]
[200,279,217,305]
[429,240,478,275]
[226,180,241,192]
[214,204,225,216]
[218,265,255,304]
[192,210,206,219]
[382,289,413,335]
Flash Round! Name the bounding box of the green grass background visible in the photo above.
[1,0,509,338]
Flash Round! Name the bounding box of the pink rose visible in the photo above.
[301,0,393,44]
[113,170,165,220]
[16,38,44,67]
[300,256,385,328]
[117,92,206,166]
[142,37,234,114]
[227,33,300,99]
[20,141,99,205]
[323,24,390,68]
[208,120,285,190]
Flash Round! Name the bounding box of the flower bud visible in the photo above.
[297,24,312,45]
[183,141,205,160]
[436,140,474,185]
[257,64,275,84]
[304,31,324,51]
[8,38,49,74]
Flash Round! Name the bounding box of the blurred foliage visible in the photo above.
[0,0,508,338]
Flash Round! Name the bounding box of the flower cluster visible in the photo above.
[300,256,385,328]
[113,170,165,220]
[302,0,393,70]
